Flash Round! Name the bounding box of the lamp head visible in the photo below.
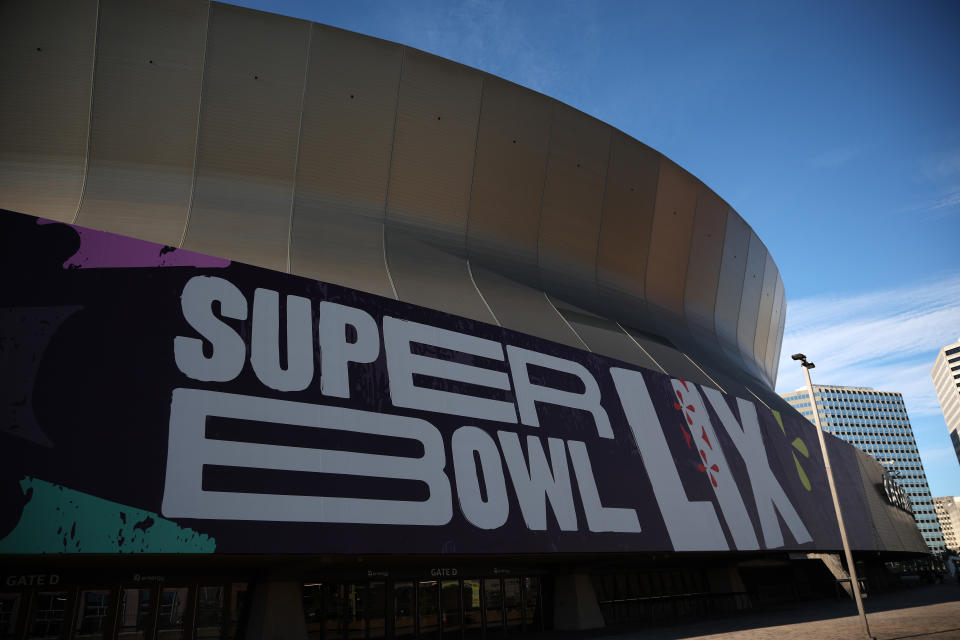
[791,353,806,362]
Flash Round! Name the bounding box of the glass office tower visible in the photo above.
[782,385,946,552]
[930,339,960,466]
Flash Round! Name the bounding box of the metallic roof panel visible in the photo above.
[538,104,611,294]
[467,76,552,281]
[289,24,402,297]
[684,186,728,335]
[182,3,310,271]
[736,232,768,381]
[76,0,208,246]
[753,252,778,383]
[550,297,661,371]
[596,132,659,300]
[645,159,698,317]
[387,230,496,324]
[713,211,750,367]
[471,265,583,349]
[0,0,98,221]
[764,273,785,384]
[385,49,482,242]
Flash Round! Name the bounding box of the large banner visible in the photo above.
[0,211,880,555]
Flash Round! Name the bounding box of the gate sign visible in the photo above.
[0,211,879,555]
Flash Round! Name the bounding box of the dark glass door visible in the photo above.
[521,578,541,632]
[482,579,502,639]
[194,586,223,639]
[393,582,415,639]
[0,592,22,640]
[26,591,69,640]
[73,589,112,639]
[365,582,386,639]
[416,581,439,640]
[461,580,482,640]
[155,587,188,640]
[117,587,153,640]
[503,579,521,633]
[439,580,460,640]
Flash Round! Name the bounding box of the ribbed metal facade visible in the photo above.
[0,0,786,398]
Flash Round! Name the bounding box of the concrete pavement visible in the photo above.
[543,583,960,639]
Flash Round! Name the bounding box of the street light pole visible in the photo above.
[793,353,874,640]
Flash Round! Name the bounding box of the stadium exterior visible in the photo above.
[0,1,930,639]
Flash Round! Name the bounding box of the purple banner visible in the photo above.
[0,211,883,555]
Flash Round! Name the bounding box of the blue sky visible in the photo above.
[231,0,960,496]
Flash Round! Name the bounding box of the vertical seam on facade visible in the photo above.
[380,47,405,300]
[682,352,726,393]
[739,240,765,380]
[592,127,614,290]
[764,275,784,384]
[286,22,313,275]
[640,157,662,300]
[713,210,735,350]
[462,76,498,326]
[463,74,484,255]
[616,322,666,374]
[545,293,590,352]
[178,0,213,249]
[467,260,500,327]
[72,0,101,224]
[534,101,556,292]
[753,255,774,382]
[678,188,700,324]
[732,231,756,376]
[710,208,732,343]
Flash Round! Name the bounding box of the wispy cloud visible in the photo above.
[892,185,960,220]
[922,148,960,180]
[809,146,860,169]
[775,272,960,418]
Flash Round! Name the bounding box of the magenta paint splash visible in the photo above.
[37,219,230,270]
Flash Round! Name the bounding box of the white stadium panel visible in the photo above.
[289,24,403,298]
[181,3,310,271]
[75,0,208,247]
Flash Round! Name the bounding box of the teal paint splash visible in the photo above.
[0,477,215,554]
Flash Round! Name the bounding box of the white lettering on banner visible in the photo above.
[384,316,517,423]
[174,276,247,382]
[250,288,314,391]
[317,302,380,399]
[505,345,614,439]
[610,368,727,551]
[452,426,510,529]
[670,380,758,550]
[166,276,816,546]
[567,440,642,533]
[161,388,452,525]
[703,388,812,547]
[497,432,578,531]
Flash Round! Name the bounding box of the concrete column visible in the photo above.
[243,580,308,640]
[552,573,605,631]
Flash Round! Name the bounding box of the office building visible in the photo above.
[0,1,930,638]
[933,497,960,552]
[782,385,946,552]
[930,339,960,466]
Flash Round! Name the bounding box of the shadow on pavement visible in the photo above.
[530,583,960,640]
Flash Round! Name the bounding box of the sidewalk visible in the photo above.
[550,583,960,640]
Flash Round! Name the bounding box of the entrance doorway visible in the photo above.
[1,582,248,640]
[304,576,542,639]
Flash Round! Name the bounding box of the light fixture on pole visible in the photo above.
[792,353,874,639]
